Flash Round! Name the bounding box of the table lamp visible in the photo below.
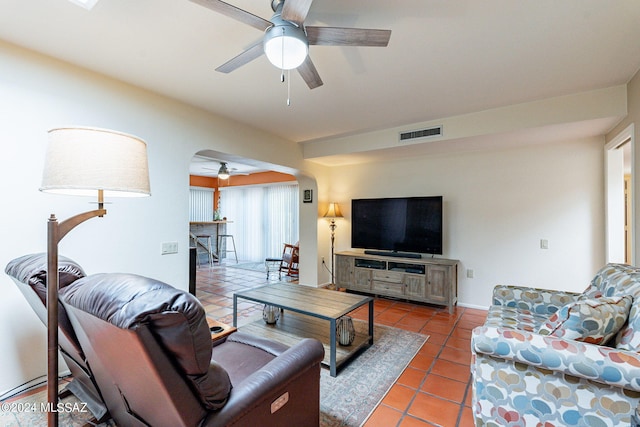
[40,126,151,426]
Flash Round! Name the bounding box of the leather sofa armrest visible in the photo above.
[225,331,290,356]
[492,284,582,314]
[207,338,324,426]
[472,324,640,392]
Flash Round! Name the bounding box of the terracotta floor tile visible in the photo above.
[465,386,473,407]
[418,341,442,357]
[450,327,473,340]
[382,384,417,412]
[386,305,414,314]
[431,359,472,383]
[399,416,433,427]
[408,393,460,427]
[349,310,370,321]
[376,317,400,327]
[409,305,439,316]
[408,353,435,371]
[440,346,472,365]
[403,313,433,324]
[458,406,475,427]
[397,316,429,330]
[363,404,402,427]
[457,318,485,330]
[461,308,487,317]
[392,301,416,311]
[397,367,426,390]
[420,374,467,403]
[377,310,407,323]
[422,331,448,346]
[445,336,470,351]
[374,299,394,310]
[422,322,455,335]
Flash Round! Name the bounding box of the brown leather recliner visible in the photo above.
[4,253,108,420]
[60,272,324,427]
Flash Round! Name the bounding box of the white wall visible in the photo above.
[0,40,325,396]
[327,138,606,308]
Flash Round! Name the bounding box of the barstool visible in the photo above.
[191,233,214,266]
[265,258,283,279]
[217,234,238,263]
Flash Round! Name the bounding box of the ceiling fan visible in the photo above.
[201,161,247,179]
[189,0,392,89]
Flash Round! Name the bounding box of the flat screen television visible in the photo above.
[351,196,443,255]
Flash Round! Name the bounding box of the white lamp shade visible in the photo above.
[40,126,151,198]
[264,26,308,70]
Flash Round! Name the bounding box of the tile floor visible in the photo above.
[197,261,487,427]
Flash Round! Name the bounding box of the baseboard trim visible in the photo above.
[457,301,489,310]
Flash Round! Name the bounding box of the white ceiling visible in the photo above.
[2,0,640,163]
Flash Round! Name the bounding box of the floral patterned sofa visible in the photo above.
[471,264,640,426]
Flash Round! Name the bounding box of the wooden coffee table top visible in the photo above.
[235,282,373,320]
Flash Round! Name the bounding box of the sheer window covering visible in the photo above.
[219,183,299,261]
[189,187,214,222]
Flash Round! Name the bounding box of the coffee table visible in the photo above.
[233,283,374,377]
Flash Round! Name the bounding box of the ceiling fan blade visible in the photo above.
[189,0,272,32]
[297,56,323,89]
[281,0,314,25]
[215,40,264,73]
[306,26,391,47]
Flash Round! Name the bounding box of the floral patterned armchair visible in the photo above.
[472,264,640,426]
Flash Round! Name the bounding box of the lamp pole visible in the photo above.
[46,192,105,427]
[329,218,337,287]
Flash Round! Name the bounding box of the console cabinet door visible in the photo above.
[404,275,426,299]
[335,255,354,287]
[354,269,372,291]
[426,265,449,303]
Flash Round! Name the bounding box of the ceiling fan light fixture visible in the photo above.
[218,162,230,180]
[264,25,308,70]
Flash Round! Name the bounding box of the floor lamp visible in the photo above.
[323,202,343,289]
[40,127,150,427]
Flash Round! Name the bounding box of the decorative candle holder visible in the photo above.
[337,316,355,346]
[263,304,280,324]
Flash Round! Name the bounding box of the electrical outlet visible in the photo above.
[161,241,178,255]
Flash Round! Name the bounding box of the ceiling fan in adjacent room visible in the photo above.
[189,0,392,89]
[200,161,246,179]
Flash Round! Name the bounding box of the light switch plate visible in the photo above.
[161,241,178,255]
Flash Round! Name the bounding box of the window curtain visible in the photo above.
[219,183,299,261]
[189,187,214,221]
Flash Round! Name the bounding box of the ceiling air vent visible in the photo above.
[399,126,443,142]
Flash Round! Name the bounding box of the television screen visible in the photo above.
[351,196,443,255]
